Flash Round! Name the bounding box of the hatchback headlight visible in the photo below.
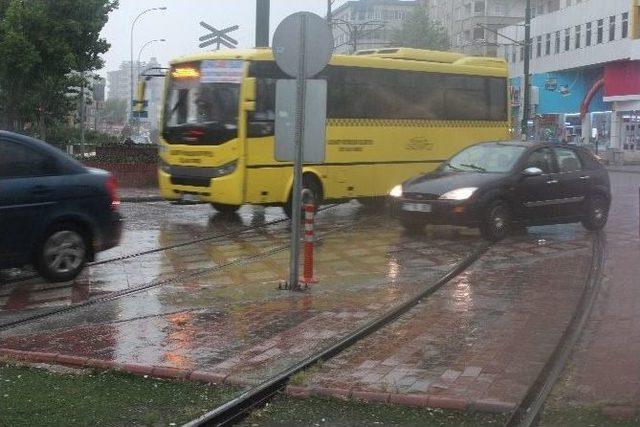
[439,187,478,201]
[390,185,403,198]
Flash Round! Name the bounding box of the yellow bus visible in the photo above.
[157,48,510,216]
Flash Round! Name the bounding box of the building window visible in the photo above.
[586,22,592,46]
[545,33,551,55]
[575,25,581,49]
[609,15,616,41]
[473,27,484,40]
[622,12,629,38]
[547,0,560,12]
[555,30,561,53]
[474,1,485,15]
[597,19,604,44]
[564,28,571,51]
[536,35,542,57]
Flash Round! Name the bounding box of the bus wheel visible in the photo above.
[211,203,241,214]
[283,176,322,219]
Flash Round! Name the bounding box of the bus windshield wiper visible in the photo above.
[460,163,487,172]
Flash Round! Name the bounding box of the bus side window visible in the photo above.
[248,78,277,137]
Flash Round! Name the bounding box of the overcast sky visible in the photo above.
[99,0,348,77]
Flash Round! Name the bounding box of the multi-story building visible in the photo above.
[331,0,418,54]
[423,0,526,57]
[499,0,640,162]
[107,58,165,130]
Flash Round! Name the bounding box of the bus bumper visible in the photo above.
[158,169,244,205]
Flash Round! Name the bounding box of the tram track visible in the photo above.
[505,232,606,427]
[182,242,492,427]
[0,203,367,332]
[0,204,338,290]
[182,231,605,427]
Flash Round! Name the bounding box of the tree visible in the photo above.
[0,0,118,137]
[391,6,450,51]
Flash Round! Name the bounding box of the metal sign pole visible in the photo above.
[289,14,308,291]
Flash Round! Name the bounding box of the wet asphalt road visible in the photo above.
[0,197,602,410]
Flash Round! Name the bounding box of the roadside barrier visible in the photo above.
[301,196,317,286]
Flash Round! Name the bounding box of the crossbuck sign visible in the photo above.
[199,22,239,50]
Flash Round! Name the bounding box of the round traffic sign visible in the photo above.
[272,12,334,79]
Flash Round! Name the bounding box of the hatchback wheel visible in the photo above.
[35,225,88,283]
[581,195,609,231]
[480,201,511,242]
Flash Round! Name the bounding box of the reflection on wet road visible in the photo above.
[0,199,596,402]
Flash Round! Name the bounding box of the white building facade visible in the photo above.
[423,0,526,57]
[331,0,418,54]
[107,58,165,131]
[499,0,640,162]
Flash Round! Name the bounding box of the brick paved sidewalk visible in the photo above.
[288,227,594,413]
[547,171,640,418]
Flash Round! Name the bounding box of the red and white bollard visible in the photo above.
[301,199,317,285]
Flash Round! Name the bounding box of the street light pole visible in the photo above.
[130,7,166,123]
[521,0,532,140]
[137,39,166,78]
[255,0,270,47]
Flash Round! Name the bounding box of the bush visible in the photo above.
[46,126,119,149]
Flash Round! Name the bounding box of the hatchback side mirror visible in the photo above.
[522,167,543,177]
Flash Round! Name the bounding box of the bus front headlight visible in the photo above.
[390,185,403,198]
[211,160,238,178]
[158,158,171,174]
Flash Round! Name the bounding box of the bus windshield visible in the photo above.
[163,61,242,145]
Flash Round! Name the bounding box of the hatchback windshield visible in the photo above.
[445,143,526,173]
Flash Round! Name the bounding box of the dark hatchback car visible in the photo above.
[390,141,611,241]
[0,131,123,282]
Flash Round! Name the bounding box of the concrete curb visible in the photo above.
[6,348,626,420]
[602,405,639,420]
[282,383,514,414]
[120,196,163,203]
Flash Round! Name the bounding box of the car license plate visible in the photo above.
[181,194,200,203]
[402,203,432,213]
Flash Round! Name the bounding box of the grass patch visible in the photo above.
[0,363,240,427]
[288,362,324,386]
[242,394,506,427]
[541,405,640,427]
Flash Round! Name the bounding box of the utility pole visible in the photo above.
[327,0,332,23]
[521,0,532,140]
[256,0,270,47]
[80,73,86,159]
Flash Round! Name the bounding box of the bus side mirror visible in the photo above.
[243,77,256,101]
[132,79,149,118]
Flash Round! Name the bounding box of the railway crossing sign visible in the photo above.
[199,22,239,50]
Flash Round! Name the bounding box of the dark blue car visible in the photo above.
[0,131,123,282]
